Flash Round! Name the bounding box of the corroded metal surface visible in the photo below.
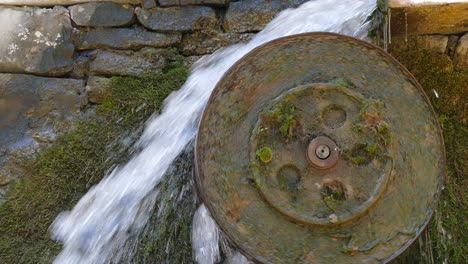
[307,136,339,169]
[195,33,445,263]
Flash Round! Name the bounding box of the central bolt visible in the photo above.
[306,136,339,169]
[315,145,331,159]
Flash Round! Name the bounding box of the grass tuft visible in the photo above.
[0,65,188,263]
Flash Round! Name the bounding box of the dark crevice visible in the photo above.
[215,4,229,33]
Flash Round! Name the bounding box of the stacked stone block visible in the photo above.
[0,1,316,192]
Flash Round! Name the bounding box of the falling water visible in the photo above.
[51,1,377,263]
[192,205,221,264]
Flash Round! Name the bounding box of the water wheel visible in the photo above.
[195,32,445,263]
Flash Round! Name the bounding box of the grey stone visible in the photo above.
[224,0,308,33]
[180,30,254,55]
[0,74,86,149]
[135,6,218,32]
[75,27,182,50]
[86,76,111,104]
[70,51,96,78]
[142,0,157,8]
[447,35,459,58]
[89,48,168,76]
[420,35,448,54]
[68,2,134,27]
[0,6,74,76]
[0,1,141,6]
[183,55,203,69]
[454,33,468,70]
[159,0,229,7]
[0,174,13,186]
[0,171,13,204]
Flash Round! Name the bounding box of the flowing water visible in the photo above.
[51,1,377,263]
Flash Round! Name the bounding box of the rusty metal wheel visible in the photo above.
[195,32,445,264]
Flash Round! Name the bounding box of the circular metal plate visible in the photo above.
[195,33,445,263]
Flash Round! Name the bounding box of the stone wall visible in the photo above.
[0,0,310,197]
[0,0,467,192]
[413,33,468,70]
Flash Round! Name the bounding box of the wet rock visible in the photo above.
[454,33,468,70]
[75,27,182,50]
[447,35,459,58]
[223,0,308,33]
[0,174,13,187]
[142,0,157,9]
[180,30,254,55]
[223,251,253,264]
[183,55,203,69]
[158,0,229,7]
[0,1,141,6]
[70,50,96,78]
[86,76,111,104]
[68,2,134,27]
[420,35,448,54]
[135,6,218,32]
[0,74,86,149]
[89,48,168,77]
[0,6,74,76]
[0,172,12,204]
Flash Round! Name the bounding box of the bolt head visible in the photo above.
[306,136,339,169]
[315,145,331,159]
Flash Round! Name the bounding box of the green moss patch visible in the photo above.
[256,146,273,163]
[0,65,188,263]
[342,142,378,165]
[260,100,298,140]
[343,99,390,165]
[321,180,346,211]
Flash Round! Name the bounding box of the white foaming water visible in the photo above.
[51,1,376,263]
[192,205,221,264]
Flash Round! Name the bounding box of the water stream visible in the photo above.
[51,1,377,263]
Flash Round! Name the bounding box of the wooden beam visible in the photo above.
[389,2,468,35]
[389,0,466,8]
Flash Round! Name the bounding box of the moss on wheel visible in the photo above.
[256,146,273,163]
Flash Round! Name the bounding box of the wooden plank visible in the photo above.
[389,0,467,8]
[390,2,468,35]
